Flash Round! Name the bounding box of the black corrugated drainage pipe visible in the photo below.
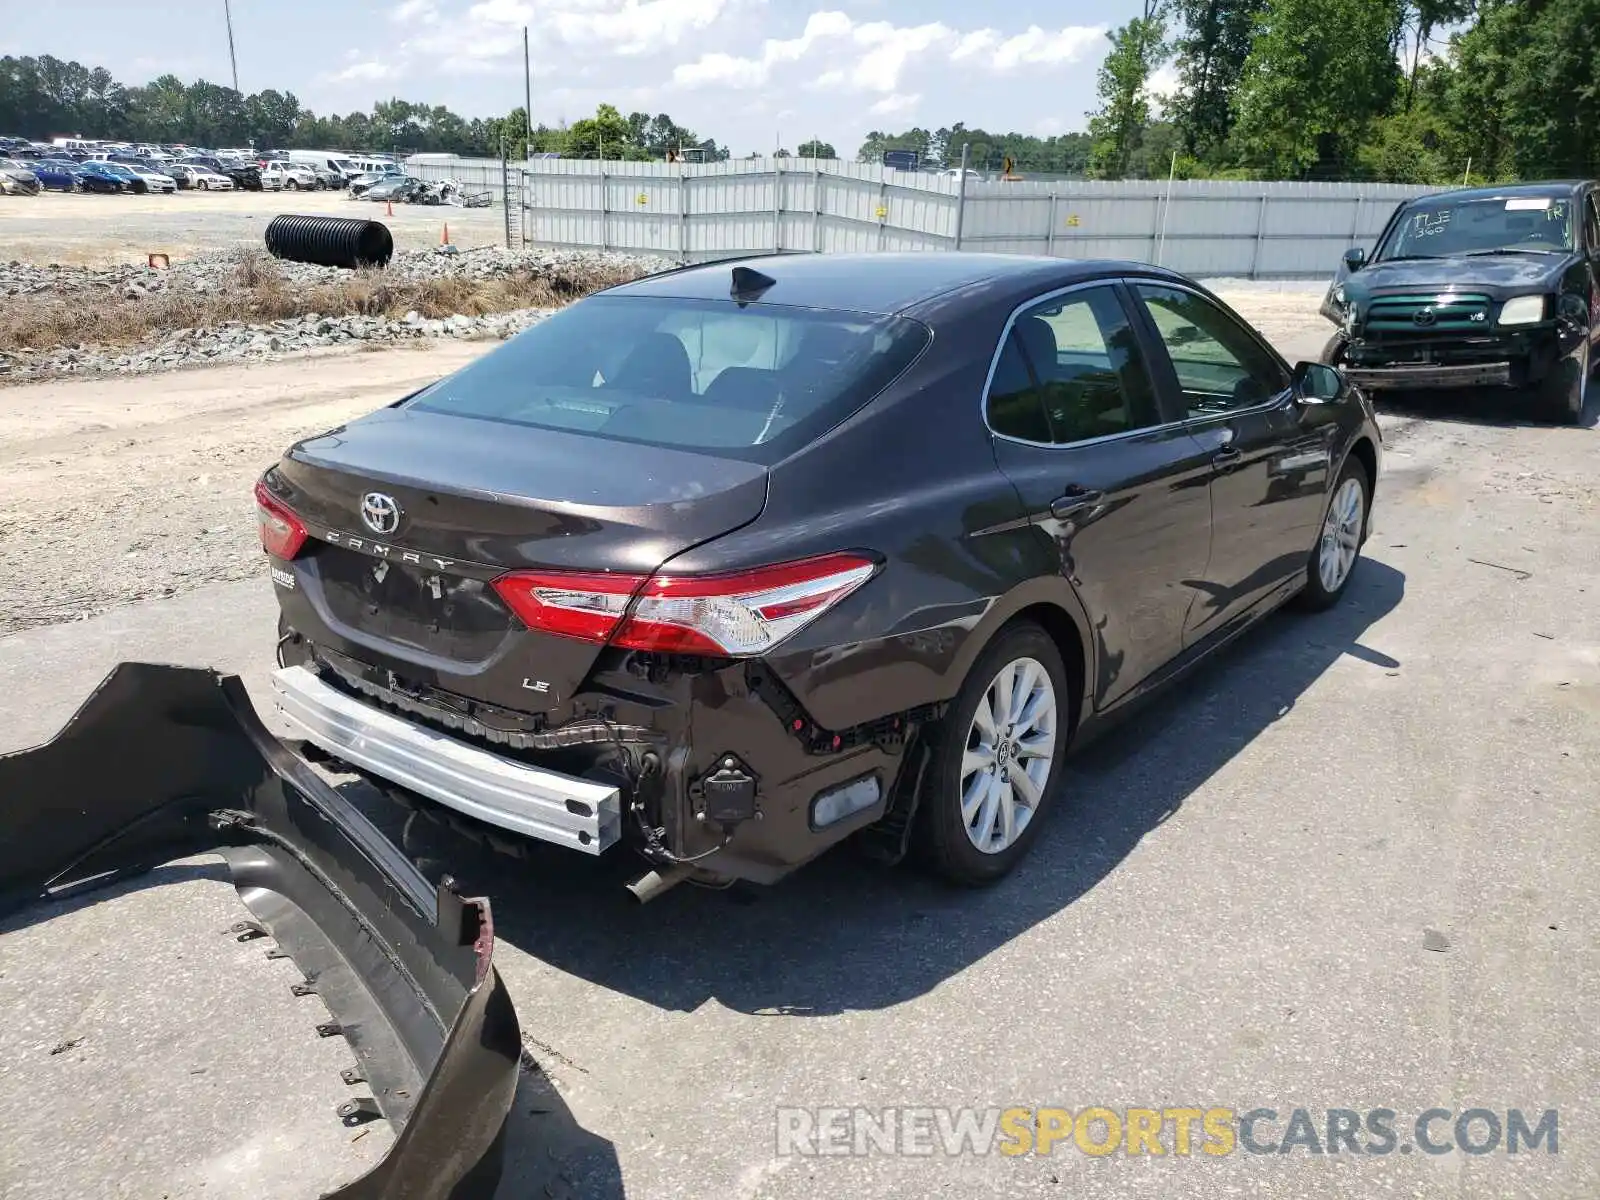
[265,214,394,269]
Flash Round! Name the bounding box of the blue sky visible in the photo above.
[6,0,1172,155]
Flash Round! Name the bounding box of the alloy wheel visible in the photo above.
[1318,477,1364,593]
[959,656,1057,854]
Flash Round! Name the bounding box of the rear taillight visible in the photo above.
[491,553,878,657]
[254,480,308,559]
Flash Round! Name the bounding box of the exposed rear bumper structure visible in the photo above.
[1343,361,1513,389]
[272,664,624,855]
[0,662,522,1199]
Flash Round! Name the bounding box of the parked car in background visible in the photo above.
[347,170,392,197]
[169,163,233,191]
[361,174,424,203]
[260,161,316,190]
[1320,179,1599,423]
[75,162,130,193]
[178,155,261,191]
[91,162,149,194]
[30,159,83,191]
[0,157,42,194]
[305,164,344,189]
[259,253,1381,896]
[123,163,177,193]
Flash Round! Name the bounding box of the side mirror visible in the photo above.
[1294,360,1345,404]
[1342,247,1367,271]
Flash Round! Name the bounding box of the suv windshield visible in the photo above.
[1379,195,1574,259]
[407,295,931,463]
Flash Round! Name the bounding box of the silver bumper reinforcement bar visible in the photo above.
[271,665,623,854]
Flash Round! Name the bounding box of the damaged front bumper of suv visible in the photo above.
[0,662,521,1199]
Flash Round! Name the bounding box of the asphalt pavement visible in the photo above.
[2,394,1597,1199]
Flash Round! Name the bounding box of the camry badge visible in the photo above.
[360,492,402,535]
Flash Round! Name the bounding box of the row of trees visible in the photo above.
[0,56,728,162]
[1079,0,1600,182]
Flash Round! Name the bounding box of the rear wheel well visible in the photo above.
[1346,436,1377,502]
[1006,603,1085,736]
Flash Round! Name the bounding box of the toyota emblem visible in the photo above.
[360,492,402,535]
[1412,307,1437,327]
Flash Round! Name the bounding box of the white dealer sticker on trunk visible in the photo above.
[271,565,296,589]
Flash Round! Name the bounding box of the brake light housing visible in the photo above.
[491,553,878,657]
[254,480,308,559]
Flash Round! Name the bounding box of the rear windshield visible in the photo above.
[1379,195,1574,259]
[406,294,931,463]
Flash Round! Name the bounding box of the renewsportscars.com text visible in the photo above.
[775,1106,1559,1158]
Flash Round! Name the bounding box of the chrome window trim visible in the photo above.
[978,275,1293,451]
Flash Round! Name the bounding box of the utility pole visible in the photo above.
[523,26,533,159]
[223,0,240,93]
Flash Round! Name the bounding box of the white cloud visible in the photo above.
[551,0,728,55]
[868,92,920,118]
[1146,60,1181,118]
[674,52,766,88]
[951,25,1106,69]
[390,0,439,22]
[326,59,397,83]
[673,11,853,88]
[849,22,954,93]
[674,11,1103,96]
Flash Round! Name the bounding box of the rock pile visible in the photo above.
[0,246,674,381]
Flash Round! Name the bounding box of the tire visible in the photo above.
[1297,456,1371,611]
[1537,343,1587,425]
[286,179,298,190]
[916,621,1073,886]
[198,179,208,190]
[1320,333,1348,366]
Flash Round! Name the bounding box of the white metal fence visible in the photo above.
[404,155,508,192]
[406,155,1435,279]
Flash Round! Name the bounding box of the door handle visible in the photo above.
[1050,485,1104,520]
[1211,445,1242,473]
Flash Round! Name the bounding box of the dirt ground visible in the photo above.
[0,341,489,632]
[0,188,512,266]
[0,289,1332,636]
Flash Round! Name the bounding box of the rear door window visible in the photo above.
[984,284,1162,445]
[407,295,930,463]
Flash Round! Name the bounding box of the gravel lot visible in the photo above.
[1,289,1597,1199]
[0,187,512,266]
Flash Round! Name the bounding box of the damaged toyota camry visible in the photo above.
[258,252,1381,900]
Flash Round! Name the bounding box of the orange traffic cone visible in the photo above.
[441,222,451,246]
[385,199,393,217]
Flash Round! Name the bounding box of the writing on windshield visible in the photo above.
[1380,197,1572,259]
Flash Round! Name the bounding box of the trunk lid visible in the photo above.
[269,407,768,711]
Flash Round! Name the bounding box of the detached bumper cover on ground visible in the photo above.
[0,662,521,1200]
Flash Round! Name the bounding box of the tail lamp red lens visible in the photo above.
[254,480,308,559]
[490,553,878,657]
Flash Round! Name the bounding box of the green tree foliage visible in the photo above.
[0,55,713,163]
[1086,3,1169,179]
[1229,0,1405,177]
[855,124,1096,175]
[1166,0,1265,159]
[796,139,837,159]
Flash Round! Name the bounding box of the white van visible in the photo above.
[287,149,360,180]
[344,157,403,177]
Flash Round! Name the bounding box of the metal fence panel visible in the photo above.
[460,156,1442,278]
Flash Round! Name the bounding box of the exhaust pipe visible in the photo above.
[626,863,696,904]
